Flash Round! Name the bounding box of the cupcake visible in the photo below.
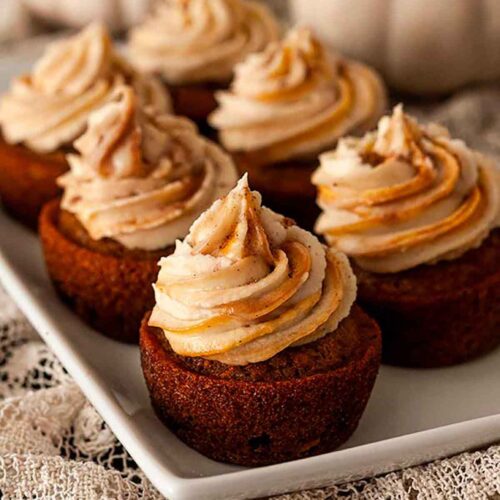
[209,27,387,230]
[128,0,280,124]
[0,23,171,228]
[140,175,381,465]
[313,105,500,367]
[39,86,237,342]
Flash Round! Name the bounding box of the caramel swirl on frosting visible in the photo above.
[313,105,500,273]
[209,27,387,164]
[149,175,356,365]
[128,0,280,85]
[0,23,171,153]
[59,86,237,251]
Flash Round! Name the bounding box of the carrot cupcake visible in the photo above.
[313,105,500,367]
[209,27,387,230]
[0,23,171,228]
[39,86,237,343]
[127,0,280,123]
[140,175,381,465]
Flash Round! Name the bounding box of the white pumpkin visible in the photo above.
[289,0,500,95]
[0,0,34,42]
[23,0,152,32]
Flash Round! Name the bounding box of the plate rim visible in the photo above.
[1,228,500,500]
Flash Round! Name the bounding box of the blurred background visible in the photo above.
[2,0,500,96]
[0,0,286,42]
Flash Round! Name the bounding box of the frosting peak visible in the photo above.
[0,23,171,153]
[149,176,357,365]
[128,0,280,85]
[313,105,500,273]
[372,104,416,159]
[209,27,387,164]
[189,175,275,265]
[72,87,143,178]
[59,85,237,250]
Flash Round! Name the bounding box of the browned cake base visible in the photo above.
[169,82,222,124]
[0,137,68,229]
[355,230,500,368]
[140,306,381,466]
[235,153,319,231]
[39,199,173,343]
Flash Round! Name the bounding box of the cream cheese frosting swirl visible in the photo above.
[209,27,387,164]
[59,86,237,251]
[0,23,171,154]
[149,175,356,365]
[128,0,280,85]
[313,105,500,273]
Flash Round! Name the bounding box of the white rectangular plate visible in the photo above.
[1,46,500,500]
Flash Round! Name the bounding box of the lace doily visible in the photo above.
[1,88,500,499]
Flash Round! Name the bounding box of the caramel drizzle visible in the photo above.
[351,185,483,257]
[166,291,322,357]
[216,241,311,320]
[321,140,437,210]
[319,106,489,257]
[159,240,312,334]
[250,75,355,165]
[160,248,343,358]
[324,140,464,235]
[202,250,343,360]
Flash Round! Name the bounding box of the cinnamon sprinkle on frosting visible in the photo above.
[59,85,237,250]
[149,175,357,365]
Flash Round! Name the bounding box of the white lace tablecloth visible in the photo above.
[1,86,500,499]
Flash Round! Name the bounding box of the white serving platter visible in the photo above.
[1,43,500,500]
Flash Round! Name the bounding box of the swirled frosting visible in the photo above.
[313,105,500,273]
[149,175,356,365]
[128,0,280,85]
[0,23,171,154]
[209,27,387,164]
[59,86,237,250]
